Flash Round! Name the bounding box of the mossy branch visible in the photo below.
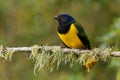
[0,45,119,74]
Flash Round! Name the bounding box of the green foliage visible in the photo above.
[0,0,120,80]
[100,17,120,80]
[100,17,120,50]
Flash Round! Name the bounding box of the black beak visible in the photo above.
[54,16,59,20]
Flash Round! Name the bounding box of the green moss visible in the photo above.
[0,45,14,61]
[0,45,113,74]
[29,46,112,74]
[4,49,14,61]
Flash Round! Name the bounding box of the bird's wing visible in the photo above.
[74,22,91,49]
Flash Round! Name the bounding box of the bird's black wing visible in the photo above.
[74,22,91,49]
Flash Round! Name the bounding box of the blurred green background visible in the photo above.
[0,0,120,80]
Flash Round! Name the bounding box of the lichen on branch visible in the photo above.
[0,45,116,74]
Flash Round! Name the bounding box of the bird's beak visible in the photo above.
[54,16,59,20]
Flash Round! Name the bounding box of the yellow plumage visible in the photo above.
[57,24,85,48]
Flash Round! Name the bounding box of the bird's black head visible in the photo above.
[54,14,76,34]
[54,14,75,24]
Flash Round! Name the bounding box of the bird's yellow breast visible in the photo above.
[57,24,85,48]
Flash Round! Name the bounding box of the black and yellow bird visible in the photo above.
[54,14,91,49]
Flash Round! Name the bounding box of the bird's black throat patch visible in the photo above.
[57,24,70,34]
[57,21,74,34]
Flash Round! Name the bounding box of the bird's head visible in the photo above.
[54,14,75,24]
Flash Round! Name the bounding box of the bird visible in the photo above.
[54,14,91,49]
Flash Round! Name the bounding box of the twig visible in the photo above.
[111,52,120,57]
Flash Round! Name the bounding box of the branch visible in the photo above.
[0,45,119,74]
[0,45,119,56]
